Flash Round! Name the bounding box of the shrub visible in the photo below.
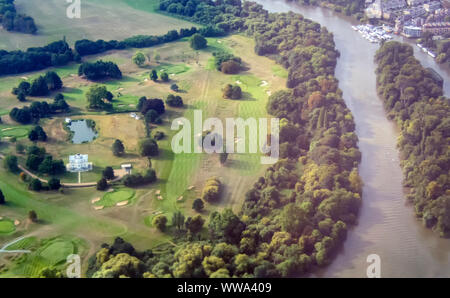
[48,178,61,190]
[201,177,222,202]
[189,34,207,50]
[152,214,167,231]
[97,178,108,191]
[166,94,183,107]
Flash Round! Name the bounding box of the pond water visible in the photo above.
[68,120,97,144]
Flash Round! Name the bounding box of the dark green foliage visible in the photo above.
[97,178,108,191]
[192,198,204,212]
[48,178,61,190]
[138,138,159,157]
[165,94,183,107]
[123,169,157,187]
[86,85,113,110]
[189,33,207,50]
[102,167,115,180]
[28,126,47,142]
[0,0,37,34]
[222,84,241,99]
[0,189,5,204]
[139,98,165,115]
[160,72,169,82]
[112,139,125,157]
[28,210,38,222]
[375,41,450,237]
[170,84,179,92]
[3,155,18,172]
[29,178,42,191]
[150,70,158,81]
[78,60,122,80]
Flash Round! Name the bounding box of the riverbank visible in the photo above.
[254,0,450,277]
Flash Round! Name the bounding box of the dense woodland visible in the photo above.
[292,0,365,19]
[0,27,199,76]
[375,42,450,237]
[87,0,362,278]
[0,0,37,34]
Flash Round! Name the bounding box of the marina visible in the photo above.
[352,24,394,43]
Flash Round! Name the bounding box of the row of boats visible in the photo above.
[417,43,437,58]
[352,24,393,43]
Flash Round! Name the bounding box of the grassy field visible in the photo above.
[0,0,195,50]
[0,219,15,235]
[0,34,287,276]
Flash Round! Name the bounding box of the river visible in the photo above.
[254,0,450,277]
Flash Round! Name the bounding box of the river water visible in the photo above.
[254,0,450,277]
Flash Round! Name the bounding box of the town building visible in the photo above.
[403,25,423,37]
[424,1,442,12]
[422,21,450,34]
[407,0,427,6]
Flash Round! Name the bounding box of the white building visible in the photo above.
[67,154,93,172]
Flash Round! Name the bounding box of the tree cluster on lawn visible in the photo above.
[89,0,363,278]
[0,0,37,34]
[165,94,183,107]
[137,97,165,115]
[222,84,241,99]
[112,139,125,157]
[28,125,47,142]
[212,51,242,74]
[86,85,113,110]
[12,71,63,100]
[10,95,70,124]
[189,33,207,50]
[78,60,122,81]
[375,41,450,237]
[0,40,73,76]
[123,169,157,187]
[25,145,65,176]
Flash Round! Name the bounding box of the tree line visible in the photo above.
[0,0,37,34]
[87,0,363,278]
[375,41,449,237]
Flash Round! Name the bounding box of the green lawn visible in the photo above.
[95,188,135,208]
[0,219,15,234]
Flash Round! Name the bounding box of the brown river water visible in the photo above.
[254,0,450,277]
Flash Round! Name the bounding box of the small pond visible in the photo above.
[67,120,98,144]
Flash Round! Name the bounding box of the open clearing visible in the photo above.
[0,0,195,50]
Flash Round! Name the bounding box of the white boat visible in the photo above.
[428,51,436,58]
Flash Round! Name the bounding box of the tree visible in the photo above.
[44,71,63,91]
[145,109,161,124]
[172,211,185,231]
[150,70,158,82]
[160,72,169,82]
[97,178,108,191]
[28,126,47,142]
[29,76,49,96]
[192,198,204,212]
[132,52,146,66]
[138,138,159,157]
[48,178,61,190]
[28,210,38,222]
[186,214,204,235]
[0,189,5,205]
[86,85,113,110]
[221,60,241,74]
[30,179,42,191]
[3,155,18,172]
[170,84,179,92]
[78,60,122,80]
[103,167,115,180]
[189,34,207,50]
[201,177,221,202]
[152,214,167,231]
[166,94,183,107]
[112,139,125,156]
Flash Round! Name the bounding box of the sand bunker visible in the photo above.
[91,197,100,204]
[116,201,129,207]
[260,80,268,87]
[266,91,272,96]
[177,196,184,201]
[14,220,20,226]
[156,190,161,195]
[94,206,104,210]
[188,186,195,190]
[157,196,163,200]
[235,80,242,85]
